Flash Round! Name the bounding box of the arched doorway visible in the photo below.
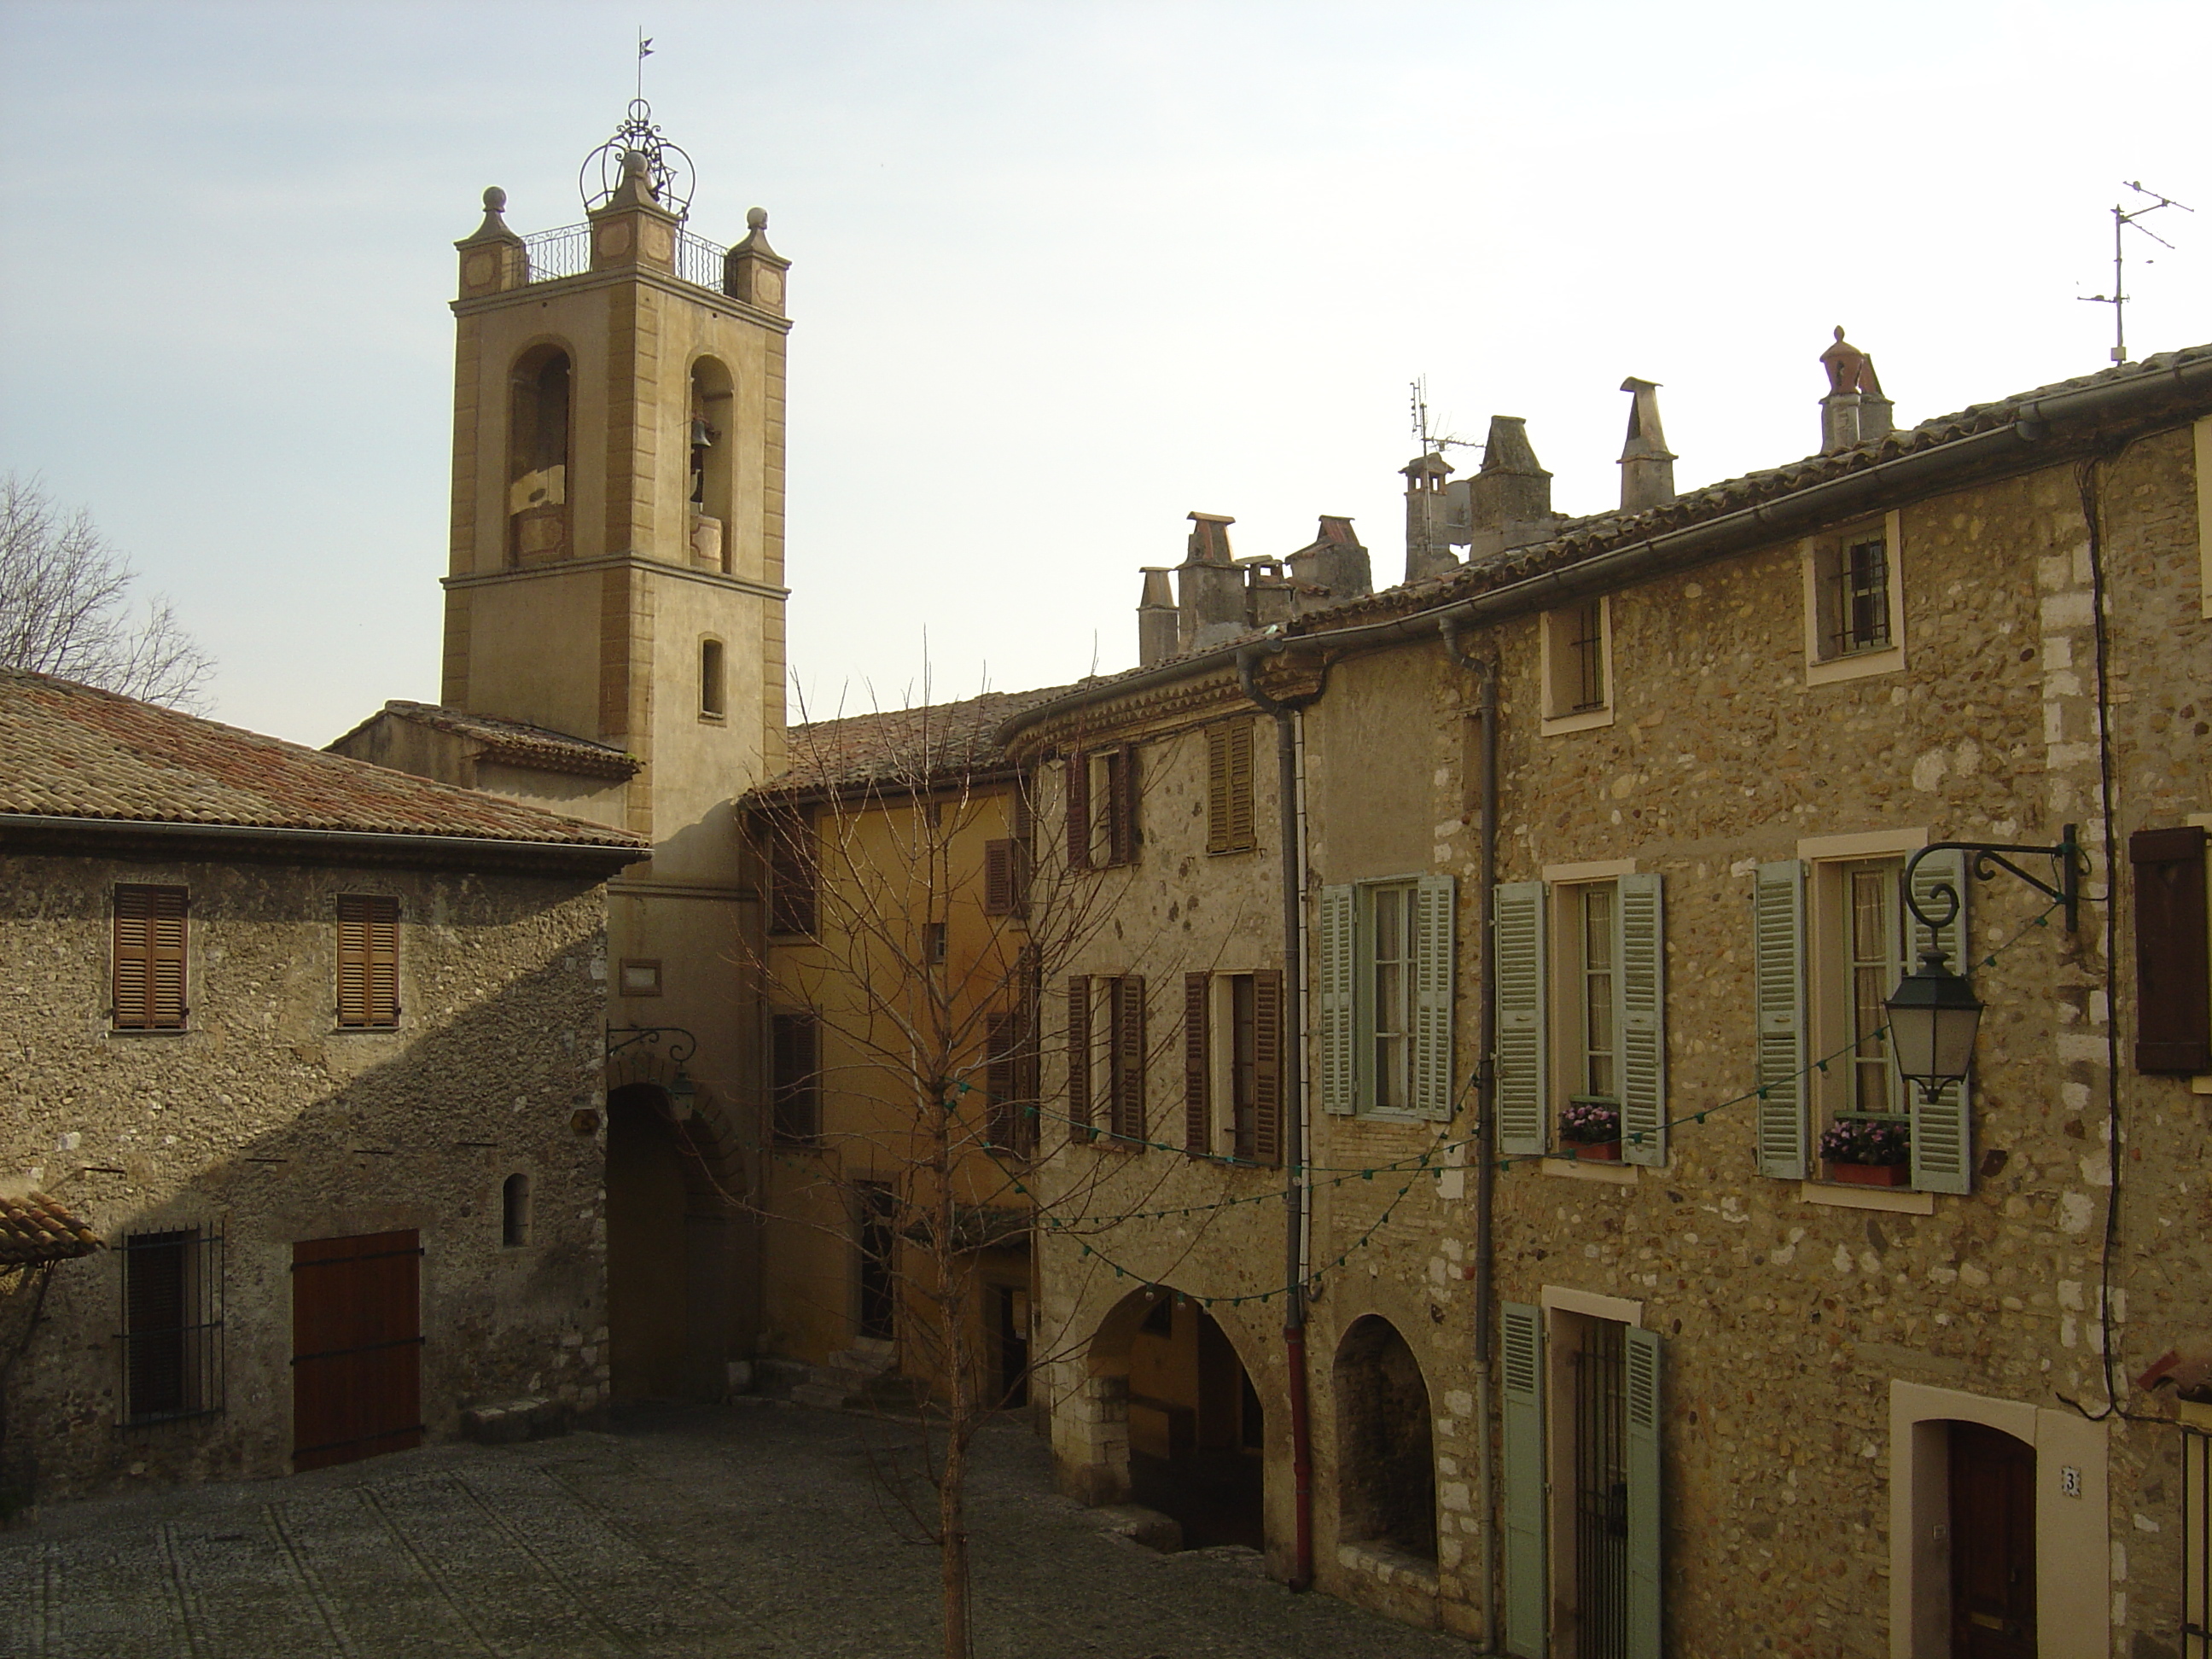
[1332,1315,1435,1562]
[1947,1421,2036,1657]
[1088,1286,1265,1549]
[605,1084,692,1400]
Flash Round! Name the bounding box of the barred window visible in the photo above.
[119,1226,224,1425]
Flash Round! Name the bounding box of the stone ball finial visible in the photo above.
[484,186,508,214]
[747,207,769,230]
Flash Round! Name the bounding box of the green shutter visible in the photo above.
[1412,875,1458,1120]
[1318,885,1357,1114]
[1753,860,1809,1180]
[1494,882,1549,1156]
[1907,848,1973,1194]
[1625,1326,1663,1659]
[1501,1301,1548,1658]
[1616,873,1665,1167]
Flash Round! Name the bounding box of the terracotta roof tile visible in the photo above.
[749,686,1073,800]
[339,702,641,781]
[0,1191,100,1266]
[0,671,645,852]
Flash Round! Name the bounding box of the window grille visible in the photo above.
[1826,535,1891,656]
[1569,601,1607,712]
[118,1226,224,1427]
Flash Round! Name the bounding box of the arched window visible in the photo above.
[699,637,726,719]
[688,357,734,572]
[501,1173,531,1247]
[508,346,571,566]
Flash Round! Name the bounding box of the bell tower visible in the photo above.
[443,103,791,846]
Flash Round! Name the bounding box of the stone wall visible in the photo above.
[0,849,614,1499]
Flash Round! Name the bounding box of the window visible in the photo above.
[923,920,947,969]
[700,637,726,719]
[113,885,188,1030]
[765,808,818,937]
[619,958,663,998]
[1182,969,1284,1163]
[1205,719,1256,855]
[983,837,1030,917]
[1066,975,1145,1144]
[1494,874,1667,1163]
[1066,745,1140,870]
[507,346,571,566]
[335,894,399,1027]
[119,1225,223,1424]
[1540,597,1614,733]
[1753,848,1972,1191]
[984,1002,1040,1156]
[1500,1303,1662,1657]
[500,1174,531,1248]
[856,1185,897,1341]
[771,1011,821,1144]
[2130,824,2210,1074]
[1803,512,1906,683]
[1318,875,1454,1119]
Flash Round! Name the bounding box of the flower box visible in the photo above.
[1825,1160,1909,1188]
[1564,1140,1622,1162]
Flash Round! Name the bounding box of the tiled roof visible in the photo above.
[0,671,646,853]
[1301,341,2212,629]
[749,686,1073,800]
[341,701,641,780]
[0,1191,100,1266]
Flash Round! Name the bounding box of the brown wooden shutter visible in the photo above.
[2132,825,2211,1073]
[1109,746,1142,866]
[1226,720,1254,853]
[1066,977,1092,1139]
[1206,727,1232,855]
[1115,974,1146,1142]
[114,885,187,1029]
[1184,972,1212,1154]
[1252,968,1284,1167]
[1208,721,1254,854]
[767,809,818,935]
[337,895,400,1027]
[986,1010,1019,1149]
[984,839,1016,917]
[1065,754,1091,871]
[772,1012,821,1142]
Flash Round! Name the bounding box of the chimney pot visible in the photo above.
[1616,378,1677,514]
[1818,328,1894,453]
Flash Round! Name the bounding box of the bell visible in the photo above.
[690,416,716,448]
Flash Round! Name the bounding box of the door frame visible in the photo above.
[1889,1382,2109,1659]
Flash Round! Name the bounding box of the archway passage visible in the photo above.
[1948,1421,2036,1659]
[606,1085,690,1400]
[1116,1289,1265,1550]
[1333,1315,1436,1562]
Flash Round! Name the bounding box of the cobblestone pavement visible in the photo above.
[0,1402,1470,1657]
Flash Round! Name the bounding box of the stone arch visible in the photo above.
[1070,1285,1266,1548]
[685,353,736,571]
[505,341,573,566]
[1332,1313,1436,1561]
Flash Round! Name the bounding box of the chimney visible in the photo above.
[1286,515,1371,600]
[1465,416,1561,559]
[1177,512,1248,652]
[1137,567,1178,667]
[1246,560,1295,630]
[1617,379,1677,513]
[1818,327,1895,454]
[1402,452,1459,583]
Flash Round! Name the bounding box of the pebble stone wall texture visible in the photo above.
[1025,423,2210,1657]
[0,853,618,1500]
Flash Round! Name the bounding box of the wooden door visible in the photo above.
[292,1231,423,1472]
[1950,1422,2037,1659]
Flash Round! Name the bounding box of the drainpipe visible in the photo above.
[1441,615,1500,1652]
[1237,642,1326,1592]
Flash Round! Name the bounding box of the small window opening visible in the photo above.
[1568,600,1606,711]
[700,637,726,719]
[501,1174,531,1248]
[1829,536,1892,656]
[924,920,947,967]
[120,1226,224,1424]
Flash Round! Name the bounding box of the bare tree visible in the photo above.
[0,474,213,710]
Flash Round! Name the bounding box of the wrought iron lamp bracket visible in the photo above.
[605,1024,700,1067]
[1901,823,2082,939]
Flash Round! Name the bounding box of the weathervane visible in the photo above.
[2077,181,2192,365]
[579,32,695,221]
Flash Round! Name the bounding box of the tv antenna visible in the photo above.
[1409,378,1481,460]
[2077,181,2192,365]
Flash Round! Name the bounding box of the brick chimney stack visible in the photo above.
[1465,416,1562,559]
[1403,452,1459,583]
[1617,379,1677,514]
[1819,328,1895,454]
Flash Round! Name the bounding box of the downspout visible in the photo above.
[1442,614,1500,1651]
[1238,642,1324,1592]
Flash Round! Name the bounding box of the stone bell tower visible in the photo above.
[437,104,793,1398]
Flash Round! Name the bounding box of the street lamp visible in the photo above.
[1884,825,2081,1098]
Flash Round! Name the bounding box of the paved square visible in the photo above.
[0,1403,1470,1656]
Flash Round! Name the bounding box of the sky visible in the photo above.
[1,0,2206,748]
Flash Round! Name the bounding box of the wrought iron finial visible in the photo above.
[580,99,695,221]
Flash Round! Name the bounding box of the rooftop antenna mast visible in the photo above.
[1409,377,1481,460]
[2078,181,2192,365]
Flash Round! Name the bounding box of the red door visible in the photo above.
[1950,1421,2036,1659]
[292,1231,423,1472]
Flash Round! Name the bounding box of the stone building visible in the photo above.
[996,337,2212,1657]
[0,670,642,1501]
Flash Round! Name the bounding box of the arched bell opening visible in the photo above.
[687,356,735,572]
[1332,1313,1436,1563]
[507,344,572,567]
[1085,1284,1265,1549]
